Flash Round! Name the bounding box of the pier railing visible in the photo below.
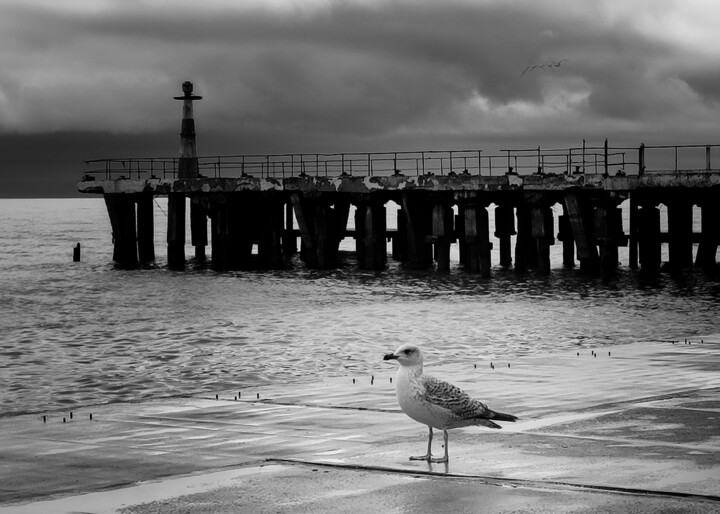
[82,143,720,180]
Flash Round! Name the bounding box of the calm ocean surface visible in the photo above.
[1,198,719,418]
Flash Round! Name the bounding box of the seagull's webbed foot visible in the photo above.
[409,453,432,461]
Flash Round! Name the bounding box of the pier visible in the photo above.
[78,83,720,275]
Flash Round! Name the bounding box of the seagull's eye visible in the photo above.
[404,349,412,355]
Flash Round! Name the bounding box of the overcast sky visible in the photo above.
[2,0,720,196]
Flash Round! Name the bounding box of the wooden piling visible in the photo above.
[431,197,453,272]
[291,193,342,269]
[530,204,552,274]
[210,200,231,269]
[628,195,639,269]
[236,195,257,268]
[494,205,515,267]
[667,196,694,269]
[189,199,207,262]
[455,209,466,266]
[695,194,719,270]
[356,199,387,270]
[167,193,186,269]
[283,202,297,256]
[136,193,155,263]
[477,203,492,277]
[333,198,351,253]
[514,204,532,272]
[557,213,575,268]
[393,206,408,261]
[594,202,620,275]
[400,192,433,269]
[314,201,331,268]
[460,199,491,276]
[563,191,600,274]
[104,194,138,267]
[291,192,316,267]
[638,203,661,272]
[257,193,285,269]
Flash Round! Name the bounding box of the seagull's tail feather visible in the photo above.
[490,411,518,423]
[474,418,502,429]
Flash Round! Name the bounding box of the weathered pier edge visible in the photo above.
[82,172,720,276]
[78,83,720,276]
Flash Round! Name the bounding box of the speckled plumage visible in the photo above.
[384,343,517,463]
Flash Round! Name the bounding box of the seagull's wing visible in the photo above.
[422,375,496,422]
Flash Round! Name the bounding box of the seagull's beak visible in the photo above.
[383,352,399,361]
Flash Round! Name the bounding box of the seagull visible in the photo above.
[521,59,568,77]
[383,344,517,463]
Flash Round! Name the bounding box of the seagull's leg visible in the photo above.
[430,430,449,463]
[410,426,433,461]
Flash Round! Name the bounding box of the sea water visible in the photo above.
[1,198,718,417]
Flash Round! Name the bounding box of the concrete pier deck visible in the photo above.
[1,340,719,513]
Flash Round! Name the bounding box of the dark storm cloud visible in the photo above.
[1,0,719,195]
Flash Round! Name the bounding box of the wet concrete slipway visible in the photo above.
[1,340,719,513]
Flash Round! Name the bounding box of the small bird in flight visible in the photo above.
[521,59,568,77]
[384,344,517,463]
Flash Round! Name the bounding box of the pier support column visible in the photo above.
[557,212,575,268]
[638,203,661,273]
[136,193,155,263]
[291,193,342,269]
[461,197,491,277]
[190,199,207,263]
[210,200,231,270]
[257,193,285,269]
[400,192,433,269]
[333,197,351,257]
[283,201,298,256]
[494,205,515,267]
[393,204,407,261]
[167,194,186,270]
[355,199,387,270]
[223,195,255,269]
[104,194,138,267]
[695,194,719,271]
[564,191,600,274]
[528,199,553,274]
[595,199,624,276]
[628,195,639,269]
[514,204,534,273]
[456,208,466,266]
[431,196,453,272]
[667,196,694,270]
